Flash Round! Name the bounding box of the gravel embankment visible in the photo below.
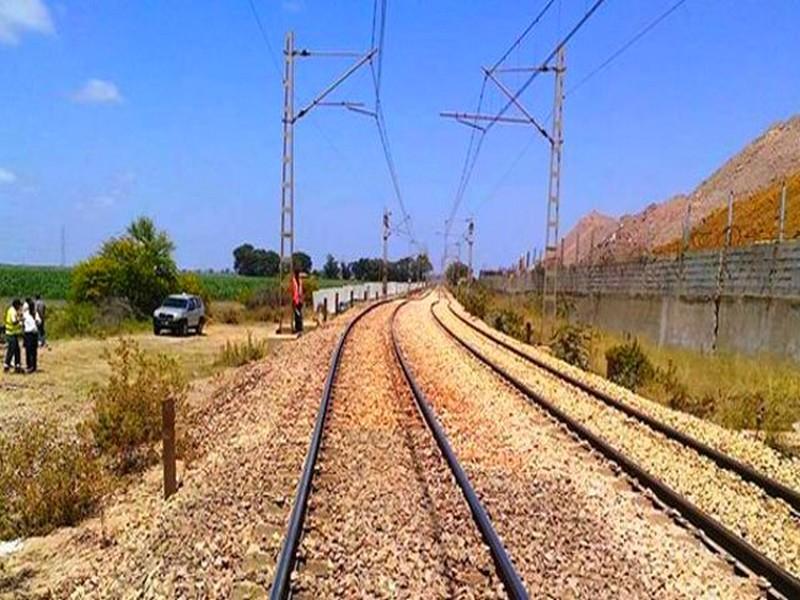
[1,310,367,599]
[435,300,800,579]
[396,296,758,598]
[448,298,800,493]
[295,301,500,598]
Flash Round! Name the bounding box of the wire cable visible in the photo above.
[246,0,283,80]
[567,0,689,96]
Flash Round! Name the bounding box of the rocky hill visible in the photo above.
[564,115,800,263]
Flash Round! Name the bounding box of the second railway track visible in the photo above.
[431,295,800,599]
[269,298,526,599]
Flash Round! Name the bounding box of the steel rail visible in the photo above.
[269,298,392,600]
[445,301,800,514]
[390,300,529,599]
[431,301,800,599]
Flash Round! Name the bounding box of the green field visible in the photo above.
[0,265,340,302]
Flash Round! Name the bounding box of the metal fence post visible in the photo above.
[162,397,177,500]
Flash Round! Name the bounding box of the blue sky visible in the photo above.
[1,0,799,272]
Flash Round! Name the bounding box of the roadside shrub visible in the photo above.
[488,308,525,340]
[215,332,269,367]
[605,338,654,391]
[49,302,97,338]
[215,305,243,324]
[82,338,188,473]
[70,216,178,317]
[0,420,105,539]
[550,323,593,370]
[456,283,489,319]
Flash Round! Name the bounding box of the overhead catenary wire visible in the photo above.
[566,0,689,96]
[444,0,560,243]
[367,0,418,247]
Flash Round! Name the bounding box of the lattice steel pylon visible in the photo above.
[279,31,296,333]
[542,46,565,338]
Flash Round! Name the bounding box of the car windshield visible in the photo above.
[162,298,188,309]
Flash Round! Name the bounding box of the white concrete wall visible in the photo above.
[312,281,424,315]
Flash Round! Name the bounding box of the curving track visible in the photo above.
[432,295,800,599]
[269,298,526,599]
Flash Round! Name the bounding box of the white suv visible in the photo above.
[153,293,206,336]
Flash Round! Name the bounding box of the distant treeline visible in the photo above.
[233,242,432,283]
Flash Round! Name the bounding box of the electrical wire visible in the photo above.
[567,0,689,96]
[246,0,283,80]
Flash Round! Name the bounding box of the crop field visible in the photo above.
[0,265,341,302]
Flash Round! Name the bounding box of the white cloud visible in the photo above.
[0,167,18,184]
[0,0,54,45]
[71,78,123,104]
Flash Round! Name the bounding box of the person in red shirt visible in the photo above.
[291,270,304,333]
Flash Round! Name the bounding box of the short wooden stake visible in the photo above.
[162,397,177,500]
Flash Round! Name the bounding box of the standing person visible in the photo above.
[291,270,304,333]
[4,299,23,373]
[34,294,46,348]
[22,299,40,373]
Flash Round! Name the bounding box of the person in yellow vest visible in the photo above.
[4,299,23,373]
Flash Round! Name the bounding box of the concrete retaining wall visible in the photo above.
[482,241,800,360]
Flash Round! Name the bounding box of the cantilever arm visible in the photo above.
[483,67,552,144]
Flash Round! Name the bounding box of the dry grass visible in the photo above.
[657,170,800,254]
[0,322,277,434]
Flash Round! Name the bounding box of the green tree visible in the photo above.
[70,217,179,316]
[292,251,312,274]
[445,261,470,286]
[323,254,339,279]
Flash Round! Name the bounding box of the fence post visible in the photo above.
[334,292,339,315]
[778,180,787,243]
[162,397,177,500]
[322,297,328,322]
[350,290,354,307]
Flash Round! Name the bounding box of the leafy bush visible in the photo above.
[216,332,269,367]
[82,338,188,473]
[551,323,593,370]
[0,420,105,539]
[70,217,178,317]
[455,282,489,319]
[605,338,654,391]
[49,302,97,338]
[488,308,525,340]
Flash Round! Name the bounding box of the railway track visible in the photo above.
[431,297,800,599]
[269,298,527,599]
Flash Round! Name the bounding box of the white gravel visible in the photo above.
[396,295,760,599]
[436,299,800,580]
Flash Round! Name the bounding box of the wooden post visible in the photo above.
[162,397,177,500]
[334,292,339,314]
[322,297,328,322]
[350,290,354,307]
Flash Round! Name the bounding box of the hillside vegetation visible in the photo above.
[657,171,800,254]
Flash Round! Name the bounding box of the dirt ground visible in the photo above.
[0,321,295,434]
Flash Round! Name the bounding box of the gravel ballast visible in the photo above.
[448,298,800,493]
[1,310,368,598]
[435,299,800,580]
[295,301,500,598]
[396,295,760,598]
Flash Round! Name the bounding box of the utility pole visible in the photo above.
[279,31,296,333]
[466,217,475,279]
[276,31,377,332]
[542,46,565,337]
[441,46,566,338]
[382,208,391,296]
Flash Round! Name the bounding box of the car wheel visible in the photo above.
[179,320,189,337]
[196,318,205,336]
[153,325,160,336]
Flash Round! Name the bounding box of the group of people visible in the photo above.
[4,295,46,374]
